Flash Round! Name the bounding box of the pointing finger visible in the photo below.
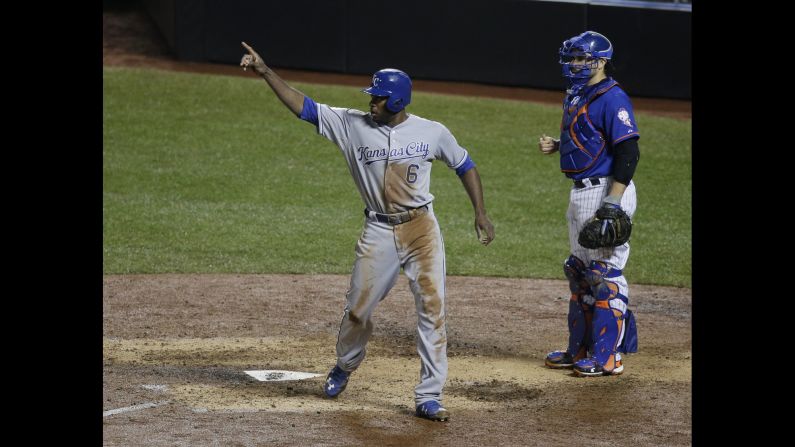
[241,41,255,54]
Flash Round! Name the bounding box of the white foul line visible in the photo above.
[103,400,170,417]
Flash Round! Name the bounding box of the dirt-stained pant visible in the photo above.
[335,207,447,406]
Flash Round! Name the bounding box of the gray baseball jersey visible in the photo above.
[316,104,470,213]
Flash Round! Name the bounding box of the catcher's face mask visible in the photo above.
[559,30,613,91]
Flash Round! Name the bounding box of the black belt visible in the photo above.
[573,177,602,189]
[364,205,429,225]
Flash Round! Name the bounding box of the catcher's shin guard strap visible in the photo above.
[567,295,593,357]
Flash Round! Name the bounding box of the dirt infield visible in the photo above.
[103,4,691,446]
[103,274,691,446]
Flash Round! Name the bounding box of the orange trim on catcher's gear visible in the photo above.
[602,354,622,373]
[595,301,610,309]
[559,81,619,174]
[561,104,607,173]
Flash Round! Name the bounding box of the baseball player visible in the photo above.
[240,42,494,420]
[537,31,639,377]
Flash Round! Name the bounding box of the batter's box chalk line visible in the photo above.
[140,384,169,392]
[103,400,170,417]
[244,370,323,382]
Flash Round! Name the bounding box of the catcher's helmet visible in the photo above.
[559,31,613,84]
[362,68,412,113]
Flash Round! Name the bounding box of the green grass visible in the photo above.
[104,67,691,287]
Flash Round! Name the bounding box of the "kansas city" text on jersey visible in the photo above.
[357,141,430,165]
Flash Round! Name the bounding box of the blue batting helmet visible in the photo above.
[558,31,613,84]
[362,68,412,113]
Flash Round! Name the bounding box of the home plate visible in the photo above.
[245,370,323,382]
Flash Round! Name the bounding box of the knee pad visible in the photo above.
[592,279,620,301]
[563,255,590,295]
[584,261,622,290]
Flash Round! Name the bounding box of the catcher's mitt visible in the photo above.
[578,204,632,249]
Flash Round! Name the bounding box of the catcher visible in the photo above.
[538,30,639,377]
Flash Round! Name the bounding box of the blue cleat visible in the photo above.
[573,354,624,377]
[323,365,350,397]
[415,400,450,422]
[544,350,575,369]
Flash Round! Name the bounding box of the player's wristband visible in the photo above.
[602,195,622,207]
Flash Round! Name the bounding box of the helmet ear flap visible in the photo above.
[387,97,403,113]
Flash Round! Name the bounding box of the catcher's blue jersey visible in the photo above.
[559,78,639,180]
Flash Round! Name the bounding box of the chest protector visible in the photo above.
[559,80,619,173]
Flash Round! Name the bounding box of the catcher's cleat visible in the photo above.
[545,350,575,369]
[415,400,450,422]
[322,365,350,397]
[572,355,624,377]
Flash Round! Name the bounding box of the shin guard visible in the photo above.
[564,255,593,359]
[586,261,629,370]
[567,295,593,360]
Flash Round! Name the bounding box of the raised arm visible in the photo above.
[240,41,305,116]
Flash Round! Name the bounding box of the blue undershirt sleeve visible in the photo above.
[455,155,476,177]
[299,96,319,126]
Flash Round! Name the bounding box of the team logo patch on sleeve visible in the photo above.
[617,108,633,127]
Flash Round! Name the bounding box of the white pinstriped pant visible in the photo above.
[567,177,637,298]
